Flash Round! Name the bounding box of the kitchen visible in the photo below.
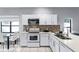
[0,7,79,52]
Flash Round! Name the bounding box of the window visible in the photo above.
[2,26,10,32]
[64,18,71,34]
[1,21,19,33]
[1,21,10,33]
[11,21,19,25]
[11,21,19,32]
[2,21,10,25]
[11,26,19,32]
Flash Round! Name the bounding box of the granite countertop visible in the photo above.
[50,32,79,52]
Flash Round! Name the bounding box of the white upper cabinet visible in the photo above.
[39,14,57,25]
[22,14,57,25]
[51,15,57,25]
[39,14,51,25]
[22,15,29,25]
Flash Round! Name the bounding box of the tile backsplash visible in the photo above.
[23,25,60,32]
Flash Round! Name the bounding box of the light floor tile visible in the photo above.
[0,45,52,52]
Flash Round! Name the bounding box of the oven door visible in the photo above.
[30,36,38,40]
[28,33,39,43]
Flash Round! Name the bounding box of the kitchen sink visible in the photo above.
[55,35,71,40]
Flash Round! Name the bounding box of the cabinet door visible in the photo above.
[40,36,49,46]
[20,33,27,46]
[39,14,52,25]
[39,14,57,25]
[49,35,56,52]
[44,36,49,46]
[50,36,60,52]
[49,38,52,48]
[49,38,54,51]
[22,15,29,25]
[51,15,57,25]
[40,33,49,46]
[49,36,54,50]
[60,43,73,52]
[39,19,45,25]
[55,42,60,52]
[39,15,46,25]
[46,15,52,25]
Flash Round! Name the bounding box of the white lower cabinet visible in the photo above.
[49,34,73,52]
[52,37,60,52]
[20,33,28,46]
[49,37,53,51]
[53,41,60,52]
[49,35,60,52]
[59,42,73,52]
[40,33,49,46]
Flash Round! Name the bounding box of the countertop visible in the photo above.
[50,32,79,52]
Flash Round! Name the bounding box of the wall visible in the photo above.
[0,7,79,33]
[50,8,79,33]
